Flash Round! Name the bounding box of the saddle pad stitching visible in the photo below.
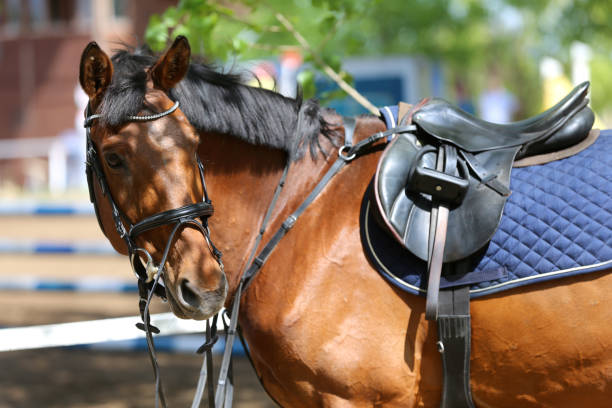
[524,160,609,206]
[482,186,609,273]
[469,259,612,294]
[511,156,610,243]
[502,205,606,269]
[472,157,611,285]
[364,199,612,295]
[518,159,607,202]
[508,166,611,264]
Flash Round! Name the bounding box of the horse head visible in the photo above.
[79,37,227,320]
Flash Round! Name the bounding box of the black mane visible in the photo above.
[99,46,339,160]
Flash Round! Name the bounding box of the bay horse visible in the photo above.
[79,36,611,407]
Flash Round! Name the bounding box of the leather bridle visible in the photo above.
[84,100,223,407]
[84,100,222,291]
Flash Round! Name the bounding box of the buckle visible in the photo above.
[407,147,469,205]
[338,145,356,161]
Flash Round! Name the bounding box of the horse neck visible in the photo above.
[197,129,339,300]
[198,131,289,297]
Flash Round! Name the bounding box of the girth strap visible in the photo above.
[437,285,475,408]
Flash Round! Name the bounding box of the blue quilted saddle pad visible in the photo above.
[360,129,612,298]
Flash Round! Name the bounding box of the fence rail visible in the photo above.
[0,201,94,216]
[0,201,223,355]
[0,312,226,352]
[0,238,116,255]
[0,276,137,292]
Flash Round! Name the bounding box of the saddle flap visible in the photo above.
[374,133,515,262]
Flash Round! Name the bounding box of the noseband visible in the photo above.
[83,100,223,299]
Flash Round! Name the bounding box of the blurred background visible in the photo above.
[2,0,612,195]
[0,0,611,406]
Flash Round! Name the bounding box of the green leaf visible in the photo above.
[318,14,338,30]
[319,87,348,105]
[161,6,179,27]
[172,23,190,39]
[297,70,317,100]
[232,37,249,54]
[322,54,342,73]
[145,14,168,51]
[339,71,353,86]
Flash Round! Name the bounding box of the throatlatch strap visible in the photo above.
[437,285,475,408]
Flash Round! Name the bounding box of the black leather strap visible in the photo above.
[460,151,511,197]
[425,144,460,321]
[243,155,347,289]
[437,285,475,408]
[129,201,214,238]
[191,315,218,408]
[215,282,242,406]
[345,124,414,159]
[242,116,358,289]
[206,318,218,408]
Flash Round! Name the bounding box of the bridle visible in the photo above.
[84,100,223,288]
[84,99,223,407]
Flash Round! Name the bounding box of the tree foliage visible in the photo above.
[146,0,612,121]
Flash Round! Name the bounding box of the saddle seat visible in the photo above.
[412,81,592,158]
[374,81,595,265]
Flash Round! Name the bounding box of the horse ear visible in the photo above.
[79,42,113,99]
[150,35,191,91]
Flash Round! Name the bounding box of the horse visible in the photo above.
[78,36,611,407]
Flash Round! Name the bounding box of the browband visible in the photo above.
[84,100,180,128]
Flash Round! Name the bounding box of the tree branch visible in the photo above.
[275,13,379,115]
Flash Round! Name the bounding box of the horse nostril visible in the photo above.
[178,279,202,309]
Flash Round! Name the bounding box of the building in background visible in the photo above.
[317,57,443,117]
[0,0,172,192]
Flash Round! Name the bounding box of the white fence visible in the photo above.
[0,202,225,354]
[0,136,85,194]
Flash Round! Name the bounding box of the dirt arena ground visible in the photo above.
[0,213,275,407]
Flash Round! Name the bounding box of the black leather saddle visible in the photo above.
[373,81,594,319]
[412,81,593,158]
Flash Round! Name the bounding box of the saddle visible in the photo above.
[374,81,594,318]
[373,81,595,408]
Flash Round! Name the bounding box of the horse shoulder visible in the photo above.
[241,114,442,406]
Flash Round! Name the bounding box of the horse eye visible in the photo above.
[104,152,124,169]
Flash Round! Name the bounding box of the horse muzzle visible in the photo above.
[166,271,228,320]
